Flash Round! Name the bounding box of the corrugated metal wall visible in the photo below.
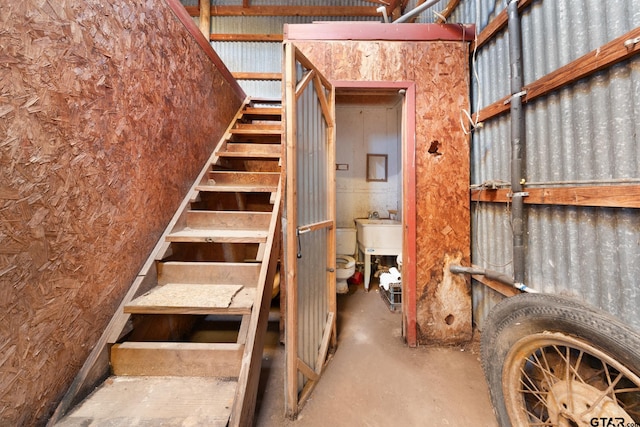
[413,0,640,332]
[181,1,380,98]
[294,63,331,390]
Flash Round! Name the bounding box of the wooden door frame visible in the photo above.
[333,80,417,347]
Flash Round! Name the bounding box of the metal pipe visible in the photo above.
[449,265,538,293]
[377,6,390,23]
[394,0,442,24]
[507,0,527,287]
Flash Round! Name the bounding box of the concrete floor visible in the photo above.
[254,282,499,426]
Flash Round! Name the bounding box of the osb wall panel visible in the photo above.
[296,40,471,345]
[0,1,244,425]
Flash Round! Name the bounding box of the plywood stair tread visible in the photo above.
[166,228,268,243]
[125,284,255,315]
[111,342,244,377]
[56,376,237,427]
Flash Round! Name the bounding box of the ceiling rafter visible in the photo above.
[186,5,381,17]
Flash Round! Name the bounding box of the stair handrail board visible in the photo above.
[47,98,252,426]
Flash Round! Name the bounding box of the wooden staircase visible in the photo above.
[51,99,283,427]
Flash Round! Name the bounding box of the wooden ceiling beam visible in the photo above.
[185,5,380,17]
[209,33,284,42]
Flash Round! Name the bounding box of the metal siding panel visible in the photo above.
[295,70,330,385]
[465,0,640,331]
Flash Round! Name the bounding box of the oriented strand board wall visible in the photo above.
[0,1,244,425]
[295,40,472,345]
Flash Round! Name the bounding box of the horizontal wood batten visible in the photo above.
[470,185,640,209]
[473,26,640,124]
[473,0,533,50]
[284,22,475,42]
[472,274,520,297]
[186,5,380,17]
[232,72,283,80]
[435,0,462,24]
[210,33,284,42]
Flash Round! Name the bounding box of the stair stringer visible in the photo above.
[230,180,281,427]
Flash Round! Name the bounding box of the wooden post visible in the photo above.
[283,42,299,419]
[199,0,210,40]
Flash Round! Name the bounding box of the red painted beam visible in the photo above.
[284,22,475,42]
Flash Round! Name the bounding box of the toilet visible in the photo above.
[335,227,357,294]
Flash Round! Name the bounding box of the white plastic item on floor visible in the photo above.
[379,267,401,291]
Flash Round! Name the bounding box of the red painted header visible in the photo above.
[284,22,475,42]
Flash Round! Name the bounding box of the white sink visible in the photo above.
[355,218,402,250]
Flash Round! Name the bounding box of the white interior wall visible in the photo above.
[335,101,401,229]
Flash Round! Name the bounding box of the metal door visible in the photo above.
[283,42,336,418]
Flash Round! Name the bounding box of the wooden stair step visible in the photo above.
[166,227,268,243]
[229,127,282,136]
[157,261,261,286]
[241,107,282,119]
[186,210,271,230]
[234,123,281,131]
[196,183,278,193]
[215,149,281,159]
[124,283,255,315]
[222,143,281,155]
[227,134,282,144]
[56,376,236,426]
[207,171,280,186]
[111,342,244,377]
[248,97,281,105]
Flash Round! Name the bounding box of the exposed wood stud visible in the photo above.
[199,0,211,39]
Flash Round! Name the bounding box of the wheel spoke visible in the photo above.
[578,370,624,418]
[569,349,587,385]
[519,364,550,412]
[502,332,640,426]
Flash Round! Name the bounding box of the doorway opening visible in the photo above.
[333,82,417,346]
